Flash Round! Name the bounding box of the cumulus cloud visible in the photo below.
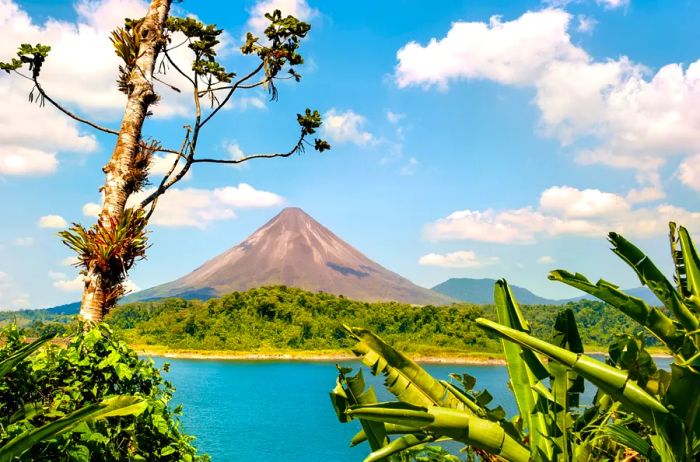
[247,0,318,36]
[679,155,700,192]
[537,255,555,264]
[386,111,405,124]
[37,214,67,229]
[426,185,700,243]
[419,250,499,268]
[53,274,84,292]
[322,109,375,146]
[82,183,284,228]
[395,8,700,193]
[60,256,80,266]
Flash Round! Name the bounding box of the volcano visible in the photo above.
[129,207,454,305]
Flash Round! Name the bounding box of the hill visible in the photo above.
[126,207,453,306]
[432,278,660,306]
[105,286,644,355]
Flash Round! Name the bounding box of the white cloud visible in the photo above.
[150,153,191,180]
[426,185,700,243]
[82,202,101,217]
[48,270,67,280]
[107,183,285,229]
[419,250,499,268]
[539,186,629,218]
[247,0,318,36]
[399,157,419,176]
[0,146,59,176]
[14,237,34,246]
[396,9,586,89]
[576,15,597,33]
[597,0,629,9]
[53,274,84,292]
[215,183,284,208]
[679,154,700,192]
[537,255,555,264]
[395,8,700,192]
[322,109,375,146]
[225,96,266,111]
[386,111,405,124]
[60,256,80,266]
[122,279,139,294]
[37,214,67,228]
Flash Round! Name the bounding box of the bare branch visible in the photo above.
[142,126,192,218]
[198,61,265,129]
[162,50,195,87]
[32,77,119,135]
[192,133,306,165]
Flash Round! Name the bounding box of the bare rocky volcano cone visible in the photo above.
[131,207,453,305]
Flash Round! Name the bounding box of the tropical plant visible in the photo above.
[0,0,329,322]
[0,323,206,461]
[330,222,700,461]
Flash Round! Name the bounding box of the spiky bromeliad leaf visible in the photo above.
[0,395,147,462]
[476,318,669,428]
[548,270,686,353]
[347,403,530,462]
[0,334,53,378]
[341,325,465,410]
[493,279,553,460]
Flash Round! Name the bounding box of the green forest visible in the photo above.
[4,286,646,356]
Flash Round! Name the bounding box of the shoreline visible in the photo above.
[134,347,508,365]
[134,346,672,366]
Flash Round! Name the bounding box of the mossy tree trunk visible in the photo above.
[80,0,172,323]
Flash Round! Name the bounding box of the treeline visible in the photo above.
[101,285,642,354]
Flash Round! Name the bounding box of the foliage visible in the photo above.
[329,222,700,461]
[59,208,150,310]
[92,285,644,355]
[0,323,207,461]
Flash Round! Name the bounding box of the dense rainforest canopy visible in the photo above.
[2,286,647,355]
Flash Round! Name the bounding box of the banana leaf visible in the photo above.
[0,395,146,462]
[330,367,389,451]
[608,231,698,331]
[342,325,465,410]
[493,279,553,459]
[671,223,700,313]
[363,434,437,462]
[476,318,668,427]
[548,270,685,352]
[347,402,530,462]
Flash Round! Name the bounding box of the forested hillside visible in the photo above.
[103,285,645,355]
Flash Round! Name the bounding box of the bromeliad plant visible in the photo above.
[330,222,700,461]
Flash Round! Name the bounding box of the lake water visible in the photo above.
[151,356,672,461]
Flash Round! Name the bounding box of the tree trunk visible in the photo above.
[80,0,172,323]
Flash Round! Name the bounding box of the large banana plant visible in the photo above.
[330,222,700,461]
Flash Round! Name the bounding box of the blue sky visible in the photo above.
[0,0,699,309]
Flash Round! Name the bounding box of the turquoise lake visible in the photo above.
[151,357,671,461]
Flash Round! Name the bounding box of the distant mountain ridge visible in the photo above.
[432,278,659,306]
[125,207,454,306]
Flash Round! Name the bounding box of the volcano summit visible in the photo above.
[130,207,453,305]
